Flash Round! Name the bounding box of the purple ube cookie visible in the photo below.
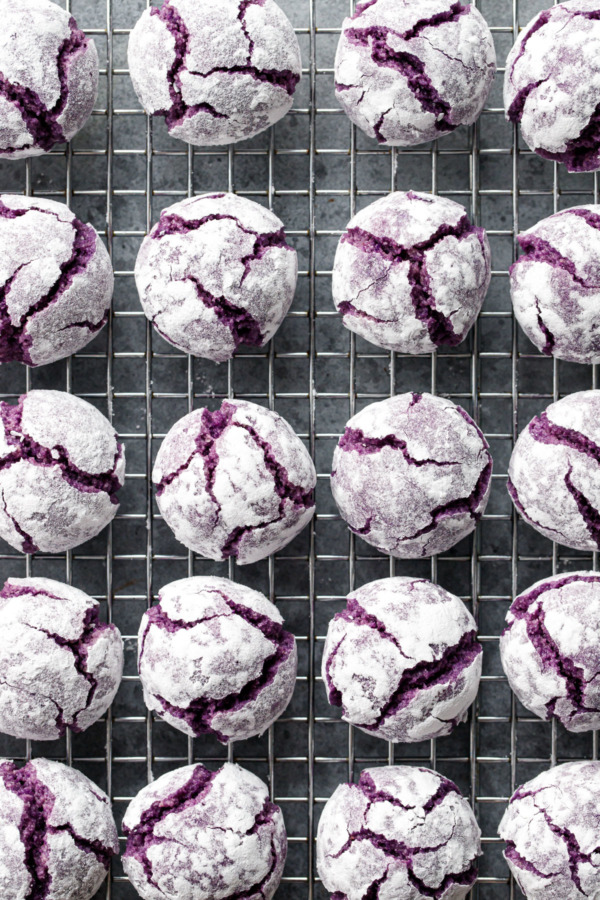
[334,0,496,147]
[0,576,123,741]
[505,1,600,173]
[511,206,600,364]
[0,195,113,366]
[0,758,118,900]
[153,399,316,564]
[333,192,491,354]
[135,193,297,362]
[317,765,481,900]
[138,576,297,743]
[127,0,302,147]
[501,572,600,733]
[323,577,482,743]
[122,762,287,900]
[0,390,125,555]
[331,392,493,558]
[499,761,600,900]
[0,0,98,159]
[508,391,600,552]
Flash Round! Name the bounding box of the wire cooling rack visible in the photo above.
[1,0,600,897]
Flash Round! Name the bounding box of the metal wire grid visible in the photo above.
[2,0,600,897]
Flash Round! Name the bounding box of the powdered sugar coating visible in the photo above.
[505,1,600,172]
[0,390,125,555]
[135,193,297,362]
[127,0,302,147]
[323,577,482,743]
[333,191,491,354]
[153,398,316,565]
[122,762,287,900]
[0,0,98,159]
[317,765,481,900]
[0,195,113,366]
[331,392,492,558]
[499,761,600,900]
[334,0,496,147]
[0,757,118,900]
[138,575,297,743]
[508,390,600,552]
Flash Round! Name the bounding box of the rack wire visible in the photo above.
[1,0,599,897]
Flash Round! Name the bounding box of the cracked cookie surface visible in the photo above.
[332,191,491,354]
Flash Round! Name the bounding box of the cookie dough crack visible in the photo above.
[534,296,555,356]
[0,488,38,554]
[181,275,265,349]
[338,425,461,467]
[564,465,600,549]
[517,233,600,290]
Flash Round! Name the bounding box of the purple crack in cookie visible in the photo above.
[138,575,297,743]
[323,576,482,743]
[331,392,492,559]
[0,195,113,367]
[505,0,600,172]
[0,390,125,555]
[0,757,118,900]
[122,762,287,900]
[153,398,316,565]
[499,761,600,900]
[135,193,297,362]
[317,765,481,900]
[500,572,600,733]
[510,205,600,364]
[0,576,123,741]
[508,390,600,552]
[127,0,302,147]
[333,191,491,354]
[334,0,496,147]
[0,0,98,159]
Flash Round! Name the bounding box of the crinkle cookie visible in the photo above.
[138,576,297,743]
[331,392,492,558]
[508,390,600,552]
[153,399,316,565]
[499,761,600,900]
[501,572,600,733]
[0,576,123,741]
[0,390,125,555]
[511,205,600,364]
[128,0,302,147]
[334,0,496,147]
[122,762,287,900]
[0,0,98,158]
[505,1,600,172]
[333,192,491,354]
[0,195,113,366]
[0,758,118,900]
[135,193,297,362]
[317,766,481,900]
[323,577,482,743]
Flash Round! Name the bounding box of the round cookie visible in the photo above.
[511,205,600,364]
[138,576,297,743]
[331,392,492,558]
[135,193,297,362]
[0,758,118,900]
[508,390,600,552]
[0,0,98,158]
[317,766,481,900]
[323,577,482,743]
[128,0,302,147]
[0,390,125,554]
[332,191,491,354]
[505,1,600,172]
[499,761,600,900]
[122,762,287,900]
[334,0,496,147]
[0,195,113,366]
[501,572,600,733]
[153,399,316,565]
